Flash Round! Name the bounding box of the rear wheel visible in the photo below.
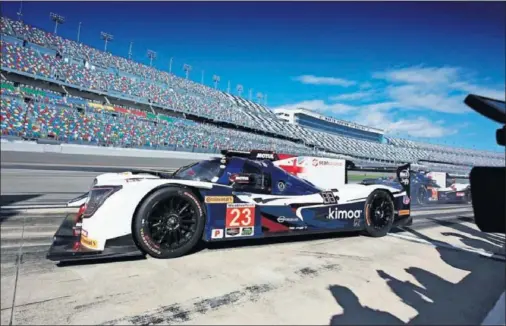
[133,187,205,259]
[464,189,472,204]
[362,190,395,237]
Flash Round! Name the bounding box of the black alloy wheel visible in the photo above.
[363,189,395,237]
[133,187,205,259]
[416,186,428,206]
[148,195,197,249]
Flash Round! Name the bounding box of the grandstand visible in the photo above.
[273,108,385,143]
[0,15,504,175]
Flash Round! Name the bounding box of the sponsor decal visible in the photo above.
[184,191,204,217]
[399,169,410,186]
[80,234,98,249]
[353,218,361,227]
[229,174,250,184]
[256,153,275,160]
[81,229,88,237]
[297,157,306,165]
[277,216,300,223]
[140,227,161,254]
[211,229,224,239]
[456,192,465,197]
[126,178,144,183]
[205,196,234,204]
[277,181,286,192]
[225,228,241,237]
[312,159,343,167]
[327,207,362,220]
[226,203,256,228]
[399,210,410,216]
[241,227,254,236]
[403,196,411,205]
[289,226,307,230]
[399,170,410,179]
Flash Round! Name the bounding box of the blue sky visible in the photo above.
[2,1,505,152]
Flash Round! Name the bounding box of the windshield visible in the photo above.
[172,159,223,182]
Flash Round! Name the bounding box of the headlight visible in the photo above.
[83,185,122,218]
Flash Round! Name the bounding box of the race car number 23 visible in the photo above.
[226,204,255,228]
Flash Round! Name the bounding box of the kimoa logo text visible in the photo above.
[327,208,362,220]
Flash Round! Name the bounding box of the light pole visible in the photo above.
[183,64,192,79]
[236,84,243,96]
[256,92,263,103]
[264,94,268,105]
[128,41,133,60]
[17,2,23,21]
[169,57,173,74]
[100,32,114,52]
[147,50,157,67]
[76,22,82,43]
[50,12,65,35]
[248,88,253,101]
[213,75,220,89]
[201,70,204,84]
[227,80,231,93]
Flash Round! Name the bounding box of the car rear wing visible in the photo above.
[221,150,280,161]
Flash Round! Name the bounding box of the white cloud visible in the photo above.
[353,106,456,138]
[278,65,503,140]
[373,66,461,85]
[329,90,376,101]
[373,65,505,113]
[386,84,466,114]
[271,100,356,114]
[293,75,356,87]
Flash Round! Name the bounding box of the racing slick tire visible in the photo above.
[415,186,428,206]
[362,189,395,238]
[464,189,472,204]
[132,186,206,259]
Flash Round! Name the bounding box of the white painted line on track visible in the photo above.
[389,232,506,262]
[411,207,473,216]
[1,162,178,171]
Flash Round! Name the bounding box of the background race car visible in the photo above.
[361,170,471,206]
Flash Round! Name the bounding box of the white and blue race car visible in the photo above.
[47,150,412,262]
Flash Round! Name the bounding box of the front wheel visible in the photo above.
[415,186,428,206]
[362,190,395,238]
[132,187,206,259]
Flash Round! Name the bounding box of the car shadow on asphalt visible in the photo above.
[328,221,505,325]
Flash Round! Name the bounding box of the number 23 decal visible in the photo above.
[226,204,255,227]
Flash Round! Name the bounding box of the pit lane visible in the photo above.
[1,207,504,325]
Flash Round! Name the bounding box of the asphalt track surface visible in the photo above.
[1,150,504,325]
[1,208,504,325]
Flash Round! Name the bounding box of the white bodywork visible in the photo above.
[427,171,447,188]
[273,156,347,190]
[70,158,405,252]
